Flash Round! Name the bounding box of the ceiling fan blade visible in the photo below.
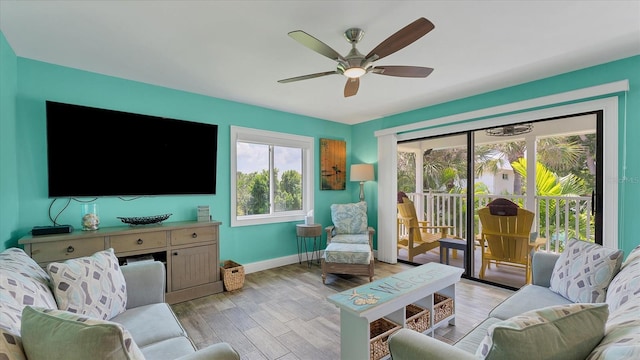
[344,78,359,97]
[288,30,345,62]
[278,71,339,83]
[365,17,434,61]
[372,66,434,78]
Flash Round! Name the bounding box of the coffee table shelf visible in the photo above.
[327,262,463,360]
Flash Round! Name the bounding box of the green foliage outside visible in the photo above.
[237,169,302,216]
[397,134,596,249]
[512,158,593,250]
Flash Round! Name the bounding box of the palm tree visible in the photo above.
[512,158,591,248]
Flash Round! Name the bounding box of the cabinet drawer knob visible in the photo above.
[137,239,144,245]
[66,246,75,253]
[191,232,198,238]
[173,252,179,256]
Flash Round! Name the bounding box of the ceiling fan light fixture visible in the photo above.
[344,67,366,78]
[485,123,534,137]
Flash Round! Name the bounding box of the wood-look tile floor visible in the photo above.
[171,260,514,360]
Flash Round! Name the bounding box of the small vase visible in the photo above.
[81,203,100,231]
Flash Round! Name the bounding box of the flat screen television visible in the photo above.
[46,101,218,197]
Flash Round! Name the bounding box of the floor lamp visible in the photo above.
[350,164,375,202]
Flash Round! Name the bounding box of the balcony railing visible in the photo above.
[403,192,594,253]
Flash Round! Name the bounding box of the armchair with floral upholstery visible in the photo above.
[321,202,375,284]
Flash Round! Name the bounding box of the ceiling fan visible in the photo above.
[278,17,435,98]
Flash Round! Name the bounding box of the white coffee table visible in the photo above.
[327,262,464,360]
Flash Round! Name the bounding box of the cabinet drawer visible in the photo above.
[171,226,217,246]
[110,231,167,253]
[31,237,104,264]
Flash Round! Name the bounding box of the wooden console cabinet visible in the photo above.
[19,220,224,304]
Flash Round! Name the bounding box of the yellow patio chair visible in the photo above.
[397,197,451,262]
[477,205,535,283]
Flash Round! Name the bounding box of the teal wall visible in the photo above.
[352,55,640,257]
[1,31,360,263]
[0,33,19,249]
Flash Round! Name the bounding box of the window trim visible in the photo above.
[230,126,314,227]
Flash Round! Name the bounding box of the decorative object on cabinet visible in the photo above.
[117,213,172,225]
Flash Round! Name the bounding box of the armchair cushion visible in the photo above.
[47,248,127,320]
[330,202,368,235]
[21,306,145,360]
[549,238,623,303]
[324,243,371,265]
[330,234,370,245]
[477,303,608,360]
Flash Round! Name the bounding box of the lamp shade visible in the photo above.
[350,164,375,182]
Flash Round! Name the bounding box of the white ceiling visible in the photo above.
[1,1,639,125]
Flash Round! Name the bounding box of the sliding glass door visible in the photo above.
[397,112,602,290]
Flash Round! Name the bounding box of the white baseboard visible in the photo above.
[241,250,379,274]
[241,252,320,274]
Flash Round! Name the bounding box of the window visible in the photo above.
[502,173,509,180]
[231,126,314,226]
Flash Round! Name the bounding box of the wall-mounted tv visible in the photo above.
[46,101,218,197]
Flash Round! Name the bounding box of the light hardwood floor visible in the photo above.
[171,260,514,360]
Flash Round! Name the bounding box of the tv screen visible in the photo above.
[46,101,218,197]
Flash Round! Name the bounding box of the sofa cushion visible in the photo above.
[0,328,25,360]
[111,303,188,348]
[622,244,640,269]
[489,284,573,320]
[138,336,196,360]
[587,301,640,359]
[330,202,368,234]
[453,317,502,354]
[47,248,127,320]
[605,253,640,313]
[477,303,608,360]
[0,248,57,335]
[323,242,371,265]
[21,306,145,360]
[549,238,623,303]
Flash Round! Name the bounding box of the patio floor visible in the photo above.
[397,244,527,289]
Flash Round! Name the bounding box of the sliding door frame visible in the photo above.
[375,85,624,264]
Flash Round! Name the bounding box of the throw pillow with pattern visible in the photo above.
[47,248,127,320]
[330,202,368,235]
[549,238,623,303]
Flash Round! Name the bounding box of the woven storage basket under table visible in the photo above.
[405,303,430,333]
[220,260,245,291]
[369,317,401,360]
[433,293,454,323]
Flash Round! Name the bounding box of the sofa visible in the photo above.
[0,247,240,360]
[389,239,640,359]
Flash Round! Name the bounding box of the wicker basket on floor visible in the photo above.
[369,317,401,360]
[220,260,245,291]
[434,293,454,323]
[405,303,430,333]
